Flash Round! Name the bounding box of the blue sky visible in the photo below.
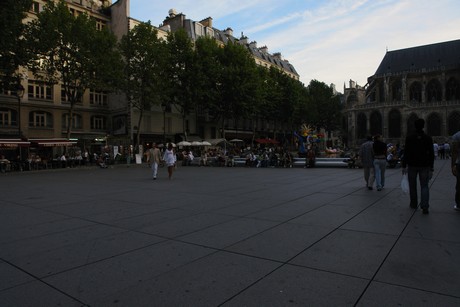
[130,0,460,92]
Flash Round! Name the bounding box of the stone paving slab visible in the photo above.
[357,281,460,306]
[1,159,459,306]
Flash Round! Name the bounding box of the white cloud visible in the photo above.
[130,0,460,91]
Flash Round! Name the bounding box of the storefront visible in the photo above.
[0,139,30,160]
[28,138,78,159]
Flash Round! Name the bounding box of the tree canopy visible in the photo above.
[165,28,195,139]
[0,0,33,91]
[119,21,168,146]
[25,0,122,138]
[306,79,343,136]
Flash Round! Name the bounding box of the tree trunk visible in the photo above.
[220,118,226,139]
[135,109,143,151]
[182,114,187,141]
[251,117,256,147]
[66,108,73,139]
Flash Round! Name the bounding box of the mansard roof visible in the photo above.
[373,39,460,77]
[211,28,298,76]
[245,44,299,76]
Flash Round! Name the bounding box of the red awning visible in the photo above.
[0,139,30,148]
[255,138,279,144]
[29,139,77,147]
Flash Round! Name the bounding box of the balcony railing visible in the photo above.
[352,99,460,110]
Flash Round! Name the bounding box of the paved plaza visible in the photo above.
[1,159,459,306]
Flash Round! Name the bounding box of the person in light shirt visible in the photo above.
[163,143,176,180]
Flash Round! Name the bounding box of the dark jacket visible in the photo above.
[373,140,387,158]
[402,130,434,168]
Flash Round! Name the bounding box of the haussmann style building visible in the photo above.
[0,0,299,163]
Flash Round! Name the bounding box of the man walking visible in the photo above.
[402,119,434,214]
[451,130,460,211]
[359,136,375,190]
[373,134,387,191]
[147,143,162,180]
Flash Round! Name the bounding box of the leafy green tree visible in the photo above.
[292,85,313,129]
[119,21,168,147]
[165,29,195,140]
[192,36,224,128]
[26,0,122,139]
[219,41,259,138]
[307,79,342,138]
[0,0,32,91]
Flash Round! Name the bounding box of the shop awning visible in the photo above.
[206,138,230,146]
[255,138,279,144]
[0,139,30,148]
[29,138,77,147]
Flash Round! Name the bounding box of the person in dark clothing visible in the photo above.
[451,130,460,211]
[373,135,387,191]
[402,118,434,214]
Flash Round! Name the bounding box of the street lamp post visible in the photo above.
[16,82,25,161]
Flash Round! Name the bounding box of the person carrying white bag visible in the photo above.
[401,119,434,214]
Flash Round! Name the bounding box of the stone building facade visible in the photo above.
[0,0,114,156]
[1,0,299,158]
[343,39,460,149]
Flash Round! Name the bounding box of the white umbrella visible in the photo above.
[229,139,244,143]
[177,141,191,146]
[191,141,202,146]
[201,141,212,146]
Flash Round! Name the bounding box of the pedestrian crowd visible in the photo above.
[356,119,459,214]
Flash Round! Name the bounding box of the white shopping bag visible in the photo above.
[400,174,409,194]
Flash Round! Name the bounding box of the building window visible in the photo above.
[370,111,382,136]
[391,80,402,101]
[61,87,82,104]
[409,82,422,102]
[426,79,442,102]
[28,81,53,100]
[448,111,460,135]
[69,8,82,17]
[378,83,384,102]
[427,112,441,136]
[91,115,106,130]
[446,77,460,101]
[29,111,53,128]
[62,113,82,130]
[357,113,367,139]
[30,1,40,13]
[89,90,108,106]
[388,109,401,138]
[406,113,419,135]
[367,89,376,103]
[0,108,16,127]
[95,19,106,31]
[113,115,127,135]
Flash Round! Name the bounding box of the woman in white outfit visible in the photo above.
[163,143,176,179]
